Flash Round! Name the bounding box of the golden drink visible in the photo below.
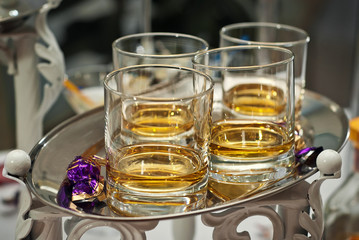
[223,83,286,116]
[208,178,269,202]
[124,103,193,137]
[106,143,207,216]
[120,103,195,145]
[210,121,293,158]
[104,64,213,216]
[209,120,295,183]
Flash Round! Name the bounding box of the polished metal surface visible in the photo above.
[26,90,349,221]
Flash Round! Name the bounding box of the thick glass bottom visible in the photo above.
[106,169,208,217]
[209,150,295,183]
[106,184,207,216]
[208,151,296,200]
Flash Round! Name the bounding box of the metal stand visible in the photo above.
[0,0,64,152]
[3,149,342,240]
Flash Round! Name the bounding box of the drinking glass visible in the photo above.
[112,32,209,68]
[220,22,309,118]
[193,46,295,200]
[104,64,214,216]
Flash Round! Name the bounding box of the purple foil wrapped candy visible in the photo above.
[66,156,103,201]
[57,155,106,212]
[295,147,317,159]
[295,146,324,168]
[72,179,99,200]
[67,156,100,183]
[71,177,104,202]
[57,179,72,208]
[57,180,99,213]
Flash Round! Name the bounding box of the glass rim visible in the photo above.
[104,64,214,102]
[192,45,294,71]
[112,32,209,59]
[220,22,310,47]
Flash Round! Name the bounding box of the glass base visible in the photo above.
[106,179,207,216]
[106,186,207,216]
[207,151,296,201]
[209,151,296,183]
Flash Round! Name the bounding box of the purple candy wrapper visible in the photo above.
[67,156,100,183]
[57,179,102,213]
[295,146,324,169]
[57,155,106,212]
[57,179,72,208]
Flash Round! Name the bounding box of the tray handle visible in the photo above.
[3,149,33,239]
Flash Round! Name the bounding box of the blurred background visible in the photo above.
[0,0,358,150]
[0,0,358,239]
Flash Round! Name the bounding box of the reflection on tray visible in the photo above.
[27,90,349,220]
[55,125,321,217]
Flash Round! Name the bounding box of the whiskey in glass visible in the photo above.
[104,64,213,215]
[193,46,296,200]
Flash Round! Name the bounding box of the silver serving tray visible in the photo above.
[26,90,349,221]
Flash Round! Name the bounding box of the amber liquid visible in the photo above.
[223,83,286,116]
[107,143,207,191]
[209,120,294,183]
[106,143,207,215]
[210,121,293,158]
[123,103,193,137]
[208,178,269,202]
[120,103,195,146]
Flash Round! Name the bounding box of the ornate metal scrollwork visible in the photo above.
[202,206,285,240]
[64,217,159,240]
[202,149,342,240]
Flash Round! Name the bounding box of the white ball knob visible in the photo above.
[316,149,342,175]
[4,149,31,177]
